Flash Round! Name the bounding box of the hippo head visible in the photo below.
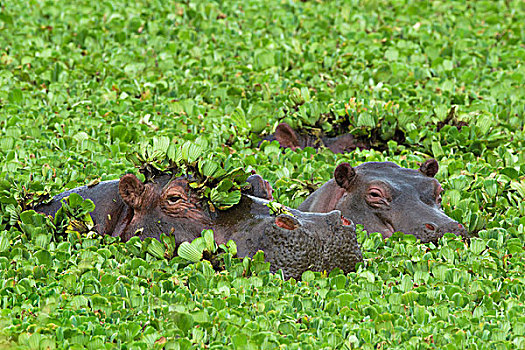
[221,194,361,279]
[114,172,320,244]
[116,174,212,243]
[332,159,467,243]
[272,122,367,153]
[273,123,320,150]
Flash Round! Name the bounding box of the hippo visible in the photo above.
[267,122,370,154]
[35,174,362,280]
[298,159,468,243]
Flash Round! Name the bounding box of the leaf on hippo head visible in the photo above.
[180,141,203,164]
[80,199,95,214]
[215,179,234,193]
[126,152,142,167]
[267,201,292,216]
[67,193,84,209]
[128,139,250,210]
[223,167,250,185]
[153,136,170,155]
[199,160,221,178]
[210,189,242,210]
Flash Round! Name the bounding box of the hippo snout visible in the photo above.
[322,210,356,231]
[421,220,468,242]
[319,212,362,274]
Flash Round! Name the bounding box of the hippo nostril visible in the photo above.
[458,223,464,229]
[275,215,300,231]
[341,215,352,226]
[425,223,436,231]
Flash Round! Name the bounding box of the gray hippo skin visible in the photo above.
[270,122,370,154]
[298,159,468,243]
[36,175,362,280]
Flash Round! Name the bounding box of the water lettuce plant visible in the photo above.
[0,0,523,348]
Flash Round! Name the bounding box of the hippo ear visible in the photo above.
[119,174,145,209]
[274,123,300,150]
[245,174,274,200]
[334,163,357,190]
[419,159,439,177]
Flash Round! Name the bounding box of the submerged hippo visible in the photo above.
[36,174,362,279]
[298,159,467,243]
[268,123,370,154]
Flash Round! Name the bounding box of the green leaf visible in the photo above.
[202,229,217,253]
[181,141,203,164]
[147,239,166,259]
[231,107,248,129]
[171,312,194,333]
[0,231,10,252]
[153,136,170,155]
[8,89,23,105]
[510,180,525,199]
[210,188,242,209]
[385,48,399,61]
[200,160,220,178]
[34,250,52,267]
[226,240,237,256]
[357,112,376,128]
[177,242,203,262]
[302,270,315,282]
[68,193,84,208]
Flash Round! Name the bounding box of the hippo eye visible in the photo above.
[167,196,183,205]
[368,188,383,198]
[370,190,381,198]
[366,187,390,207]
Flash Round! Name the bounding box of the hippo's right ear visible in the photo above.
[119,174,145,209]
[334,163,357,190]
[419,159,439,177]
[274,123,300,150]
[245,174,274,200]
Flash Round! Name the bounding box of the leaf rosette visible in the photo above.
[127,137,250,211]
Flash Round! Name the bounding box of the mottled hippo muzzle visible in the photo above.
[221,197,362,279]
[36,174,363,280]
[299,159,468,243]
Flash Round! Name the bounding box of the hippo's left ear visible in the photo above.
[419,159,439,178]
[334,163,357,190]
[245,174,274,200]
[274,123,300,150]
[119,174,145,209]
